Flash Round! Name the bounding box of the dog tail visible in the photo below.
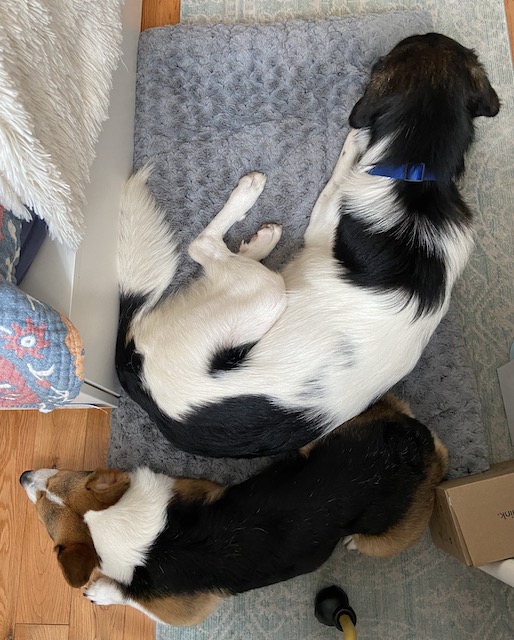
[117,164,179,329]
[116,165,179,391]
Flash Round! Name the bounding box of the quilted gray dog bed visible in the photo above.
[109,11,488,483]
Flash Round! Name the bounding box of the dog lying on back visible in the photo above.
[22,395,448,626]
[116,33,499,458]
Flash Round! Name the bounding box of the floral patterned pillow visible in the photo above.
[0,280,84,410]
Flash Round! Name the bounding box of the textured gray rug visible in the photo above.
[105,10,514,640]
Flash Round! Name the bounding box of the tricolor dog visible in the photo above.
[21,396,448,626]
[116,33,499,457]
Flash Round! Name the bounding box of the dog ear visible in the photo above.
[56,542,98,587]
[469,78,500,118]
[349,92,376,128]
[86,469,130,505]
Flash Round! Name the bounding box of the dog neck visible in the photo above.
[83,468,175,585]
[368,91,475,183]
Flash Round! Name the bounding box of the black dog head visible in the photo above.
[350,32,499,128]
[349,33,499,180]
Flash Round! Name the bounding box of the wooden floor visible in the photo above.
[1,2,513,640]
[0,409,155,640]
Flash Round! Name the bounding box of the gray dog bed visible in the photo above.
[109,11,488,483]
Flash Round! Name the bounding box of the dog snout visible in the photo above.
[20,468,59,503]
[20,470,34,487]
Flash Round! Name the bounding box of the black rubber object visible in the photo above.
[315,585,357,631]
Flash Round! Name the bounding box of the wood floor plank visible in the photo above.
[0,411,38,640]
[123,607,156,639]
[141,0,180,30]
[506,0,514,60]
[69,589,126,640]
[14,624,69,640]
[81,408,111,469]
[15,410,89,625]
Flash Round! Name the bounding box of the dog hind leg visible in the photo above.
[185,173,286,346]
[239,223,282,261]
[344,530,421,558]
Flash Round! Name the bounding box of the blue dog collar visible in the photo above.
[367,163,436,182]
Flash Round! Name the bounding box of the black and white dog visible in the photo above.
[117,33,499,457]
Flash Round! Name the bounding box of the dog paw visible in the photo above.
[238,172,267,195]
[239,223,282,260]
[343,535,359,552]
[232,173,267,222]
[84,578,126,606]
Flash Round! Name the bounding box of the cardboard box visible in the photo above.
[429,459,514,567]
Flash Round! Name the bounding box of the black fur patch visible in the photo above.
[120,414,436,600]
[115,293,148,384]
[115,301,319,457]
[209,342,257,375]
[334,195,448,316]
[170,396,325,457]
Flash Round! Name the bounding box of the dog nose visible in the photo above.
[20,470,34,487]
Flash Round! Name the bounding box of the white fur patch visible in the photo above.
[343,535,359,552]
[84,468,175,585]
[118,165,179,320]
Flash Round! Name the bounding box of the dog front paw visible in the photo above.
[84,578,126,606]
[342,128,369,159]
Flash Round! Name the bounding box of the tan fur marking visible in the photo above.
[345,393,414,428]
[85,469,131,505]
[352,436,449,557]
[173,478,226,504]
[138,591,224,626]
[298,441,317,457]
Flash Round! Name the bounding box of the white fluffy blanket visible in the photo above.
[0,0,122,249]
